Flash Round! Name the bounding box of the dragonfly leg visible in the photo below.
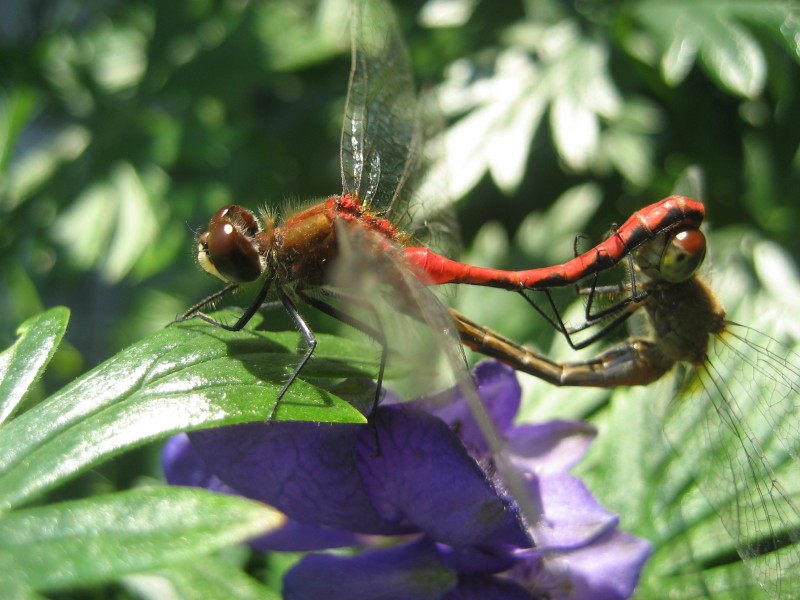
[521,240,654,350]
[298,290,388,419]
[573,227,649,299]
[173,283,238,324]
[177,280,273,331]
[518,287,637,351]
[298,290,388,457]
[271,287,318,420]
[578,250,651,316]
[573,233,650,314]
[566,255,652,347]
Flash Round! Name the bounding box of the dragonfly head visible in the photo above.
[197,205,268,284]
[635,227,707,283]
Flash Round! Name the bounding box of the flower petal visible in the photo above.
[535,473,619,551]
[163,433,362,551]
[563,529,651,600]
[283,538,456,600]
[418,360,522,456]
[249,518,362,552]
[188,421,410,535]
[443,574,535,600]
[434,543,516,575]
[509,529,651,600]
[162,432,230,493]
[507,420,597,475]
[356,405,528,548]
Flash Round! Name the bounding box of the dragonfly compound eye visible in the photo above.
[659,228,707,283]
[201,205,265,284]
[196,230,225,281]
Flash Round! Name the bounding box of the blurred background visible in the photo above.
[2,0,797,380]
[1,0,799,594]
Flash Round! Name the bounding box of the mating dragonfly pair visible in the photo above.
[177,0,800,596]
[185,194,708,404]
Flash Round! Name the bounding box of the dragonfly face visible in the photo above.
[197,205,269,285]
[634,226,707,284]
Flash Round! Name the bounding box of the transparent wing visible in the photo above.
[337,0,541,537]
[403,89,462,262]
[658,323,800,598]
[341,0,459,259]
[341,0,418,214]
[327,215,546,535]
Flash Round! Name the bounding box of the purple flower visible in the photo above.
[163,360,650,599]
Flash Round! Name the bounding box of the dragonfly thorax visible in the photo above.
[643,277,726,367]
[267,201,341,286]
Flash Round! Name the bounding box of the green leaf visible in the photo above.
[254,0,349,71]
[631,0,794,97]
[438,20,624,197]
[0,87,38,172]
[0,550,41,599]
[0,307,70,425]
[131,558,280,600]
[0,311,371,510]
[50,162,167,283]
[0,487,283,594]
[5,124,91,209]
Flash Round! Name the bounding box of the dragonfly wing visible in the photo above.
[341,0,419,213]
[327,218,464,396]
[658,324,800,598]
[337,0,542,553]
[402,89,463,264]
[327,218,548,540]
[342,0,460,259]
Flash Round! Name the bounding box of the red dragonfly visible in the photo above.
[453,215,800,597]
[182,0,704,420]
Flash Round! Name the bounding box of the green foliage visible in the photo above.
[0,487,283,595]
[0,308,369,594]
[0,0,798,596]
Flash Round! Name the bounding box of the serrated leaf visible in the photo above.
[0,307,70,424]
[488,94,546,193]
[661,29,699,85]
[0,487,283,593]
[698,18,765,98]
[439,23,624,197]
[486,52,547,193]
[632,0,792,97]
[253,0,349,72]
[441,100,504,199]
[0,311,371,510]
[600,129,654,187]
[51,162,166,283]
[104,162,162,282]
[6,124,91,209]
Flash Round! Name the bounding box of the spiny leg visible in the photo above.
[174,283,239,324]
[177,279,273,332]
[299,290,388,417]
[520,241,649,349]
[270,287,317,421]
